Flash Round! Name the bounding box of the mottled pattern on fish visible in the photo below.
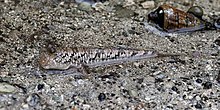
[39,47,177,70]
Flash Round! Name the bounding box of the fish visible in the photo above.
[39,47,179,71]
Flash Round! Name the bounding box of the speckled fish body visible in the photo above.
[39,47,175,70]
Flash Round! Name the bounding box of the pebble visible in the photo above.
[155,73,166,83]
[77,79,85,85]
[78,2,92,12]
[145,96,151,101]
[83,104,91,109]
[37,84,44,91]
[0,58,3,64]
[202,81,212,89]
[0,83,16,93]
[195,95,201,101]
[115,6,136,18]
[26,93,41,107]
[188,85,194,90]
[214,37,220,46]
[195,102,202,109]
[124,0,135,7]
[98,93,106,102]
[171,86,178,92]
[188,95,193,100]
[182,0,191,6]
[195,78,202,83]
[129,89,138,97]
[216,71,220,83]
[205,64,212,70]
[22,104,29,109]
[141,1,155,9]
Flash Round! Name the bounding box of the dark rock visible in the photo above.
[98,93,106,102]
[37,84,44,90]
[195,102,203,109]
[155,78,163,83]
[127,29,136,35]
[196,78,202,83]
[216,71,220,83]
[202,81,212,89]
[214,37,220,46]
[122,31,128,37]
[27,93,41,107]
[0,37,5,42]
[171,86,178,92]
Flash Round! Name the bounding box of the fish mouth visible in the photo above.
[39,53,50,69]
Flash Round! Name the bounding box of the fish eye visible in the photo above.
[187,6,203,18]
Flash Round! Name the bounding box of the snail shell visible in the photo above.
[148,4,206,32]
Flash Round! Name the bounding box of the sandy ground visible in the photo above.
[0,0,220,109]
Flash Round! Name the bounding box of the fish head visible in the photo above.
[39,52,70,70]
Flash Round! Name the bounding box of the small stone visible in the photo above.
[0,37,5,42]
[195,96,201,101]
[192,51,202,58]
[188,95,193,100]
[124,0,135,7]
[202,81,212,89]
[145,96,151,101]
[196,78,202,83]
[37,84,44,90]
[136,78,144,84]
[129,89,138,97]
[183,0,191,6]
[171,86,178,92]
[0,58,3,64]
[22,104,29,109]
[141,1,155,9]
[122,31,129,37]
[195,102,202,109]
[188,85,194,90]
[82,104,91,109]
[77,79,85,85]
[205,64,212,70]
[214,37,220,46]
[78,2,92,12]
[98,93,106,102]
[127,29,136,34]
[115,6,136,18]
[26,93,41,107]
[0,83,16,93]
[216,71,220,83]
[155,74,165,83]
